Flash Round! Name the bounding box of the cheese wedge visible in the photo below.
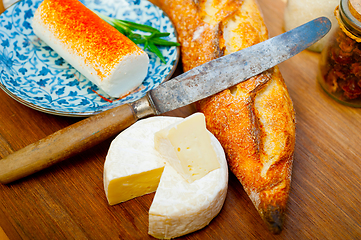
[154,113,220,183]
[32,0,149,98]
[103,115,228,239]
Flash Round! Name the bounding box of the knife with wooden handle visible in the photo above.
[0,17,331,184]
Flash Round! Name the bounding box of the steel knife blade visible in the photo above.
[148,16,331,114]
[0,17,331,184]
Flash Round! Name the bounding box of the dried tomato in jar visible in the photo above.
[318,0,361,106]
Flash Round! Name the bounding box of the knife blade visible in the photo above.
[149,16,331,114]
[0,17,331,184]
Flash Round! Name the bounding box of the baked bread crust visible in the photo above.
[198,67,295,234]
[150,0,296,234]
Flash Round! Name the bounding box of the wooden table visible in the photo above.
[1,0,361,239]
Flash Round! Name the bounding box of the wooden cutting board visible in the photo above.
[1,0,361,239]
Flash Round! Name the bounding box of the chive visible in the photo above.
[147,42,166,64]
[151,38,180,46]
[94,11,179,64]
[118,19,160,33]
[148,32,170,38]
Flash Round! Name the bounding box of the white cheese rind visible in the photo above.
[31,6,149,98]
[148,132,228,239]
[104,116,228,239]
[103,117,176,204]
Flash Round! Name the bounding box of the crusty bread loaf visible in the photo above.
[150,0,296,234]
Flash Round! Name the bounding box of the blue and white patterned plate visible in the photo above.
[0,0,179,116]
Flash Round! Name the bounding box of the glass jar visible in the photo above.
[318,0,361,107]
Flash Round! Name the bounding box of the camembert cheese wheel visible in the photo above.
[154,113,221,183]
[32,0,149,98]
[104,114,228,239]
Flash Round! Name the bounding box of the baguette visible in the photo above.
[150,0,295,234]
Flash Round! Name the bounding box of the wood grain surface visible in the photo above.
[1,0,361,239]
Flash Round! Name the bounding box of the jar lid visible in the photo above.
[336,0,361,42]
[349,0,361,21]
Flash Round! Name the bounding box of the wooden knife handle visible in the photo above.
[0,103,138,184]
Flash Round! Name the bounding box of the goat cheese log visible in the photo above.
[32,0,149,98]
[149,0,296,234]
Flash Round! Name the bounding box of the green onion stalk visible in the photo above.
[95,11,180,64]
